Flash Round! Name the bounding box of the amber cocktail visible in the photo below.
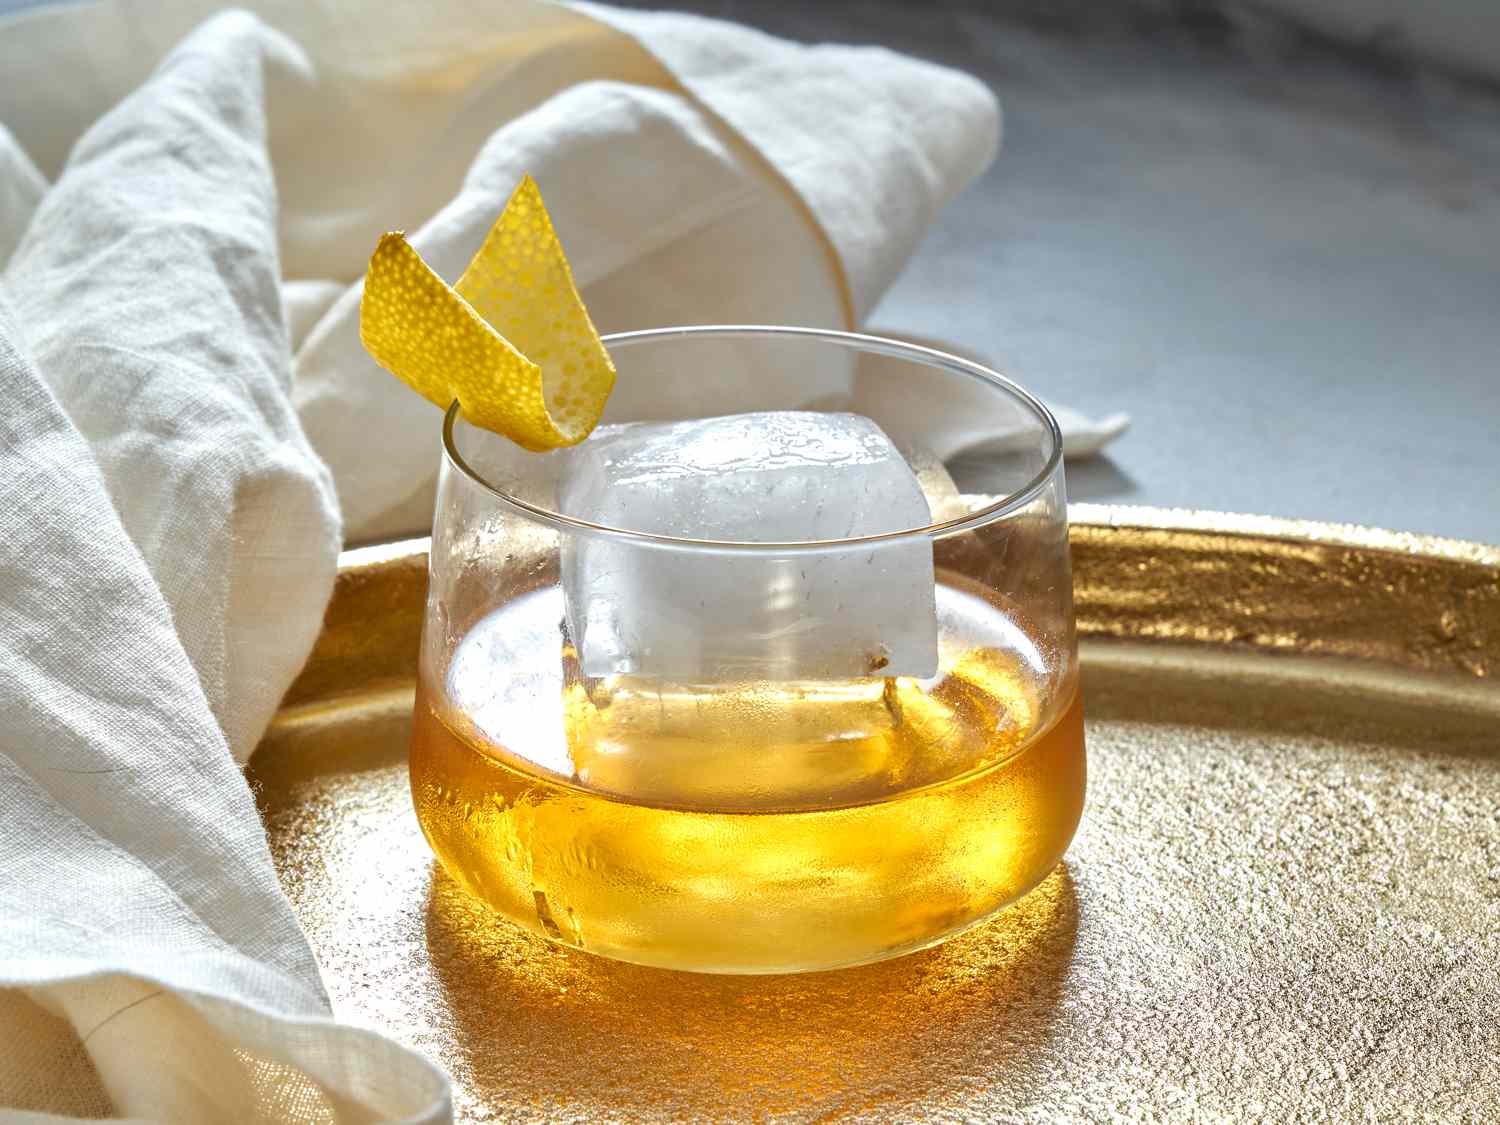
[411,327,1084,974]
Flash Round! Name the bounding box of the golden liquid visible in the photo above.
[411,582,1086,973]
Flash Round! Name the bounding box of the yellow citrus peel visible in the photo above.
[359,175,615,451]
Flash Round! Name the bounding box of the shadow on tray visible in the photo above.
[422,860,1080,1117]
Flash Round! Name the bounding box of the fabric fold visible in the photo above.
[0,286,447,1121]
[581,1,1003,322]
[0,12,444,1122]
[4,9,339,762]
[0,124,44,268]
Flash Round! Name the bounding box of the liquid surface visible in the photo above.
[411,582,1085,973]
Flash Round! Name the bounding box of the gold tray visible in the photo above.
[252,506,1500,1122]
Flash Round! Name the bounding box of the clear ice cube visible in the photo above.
[560,412,939,682]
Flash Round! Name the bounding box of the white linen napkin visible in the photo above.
[0,0,1123,543]
[0,12,449,1123]
[0,1,1107,1120]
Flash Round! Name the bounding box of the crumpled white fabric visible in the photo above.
[0,0,1123,542]
[0,0,1102,1120]
[0,11,449,1123]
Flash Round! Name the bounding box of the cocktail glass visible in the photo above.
[411,326,1084,974]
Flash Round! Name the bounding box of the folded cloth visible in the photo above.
[0,12,449,1122]
[0,0,1085,1119]
[0,0,1122,544]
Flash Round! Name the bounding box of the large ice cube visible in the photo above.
[560,412,938,681]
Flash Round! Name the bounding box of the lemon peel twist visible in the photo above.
[360,175,615,451]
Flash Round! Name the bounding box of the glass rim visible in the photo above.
[440,325,1064,553]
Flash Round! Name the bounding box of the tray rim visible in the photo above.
[1066,503,1500,565]
[277,504,1499,716]
[339,504,1500,572]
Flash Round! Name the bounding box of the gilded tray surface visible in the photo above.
[253,506,1500,1123]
